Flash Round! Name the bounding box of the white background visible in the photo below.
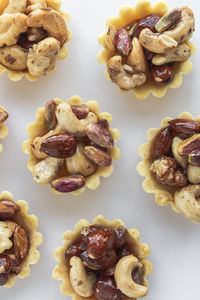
[0,0,199,299]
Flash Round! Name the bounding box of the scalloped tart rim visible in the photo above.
[136,112,200,214]
[52,215,153,299]
[97,0,196,100]
[0,191,43,288]
[22,95,120,196]
[0,0,71,81]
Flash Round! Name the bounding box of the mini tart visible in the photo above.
[0,0,71,81]
[0,105,8,153]
[136,112,200,214]
[22,96,120,196]
[97,0,196,99]
[52,215,153,299]
[0,191,43,287]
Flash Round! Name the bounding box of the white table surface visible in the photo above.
[0,0,199,299]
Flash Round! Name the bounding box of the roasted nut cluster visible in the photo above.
[150,118,200,223]
[65,225,148,299]
[31,99,116,193]
[106,6,195,90]
[0,0,69,77]
[0,199,29,286]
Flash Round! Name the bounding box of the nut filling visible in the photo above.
[0,0,70,78]
[25,97,120,194]
[0,199,29,286]
[61,221,152,299]
[105,6,195,90]
[150,118,200,223]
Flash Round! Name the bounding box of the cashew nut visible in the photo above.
[174,185,200,223]
[0,13,28,47]
[127,37,147,73]
[172,137,188,169]
[70,256,96,297]
[139,28,178,54]
[106,25,117,52]
[187,164,200,184]
[107,55,147,90]
[66,143,96,177]
[114,255,148,298]
[31,126,62,159]
[0,221,13,254]
[26,0,47,14]
[33,157,64,185]
[55,103,98,137]
[156,7,195,43]
[26,8,68,44]
[152,43,191,65]
[3,0,27,14]
[27,37,60,77]
[0,45,28,71]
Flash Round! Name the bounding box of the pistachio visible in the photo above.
[84,146,112,167]
[155,8,182,32]
[51,175,86,193]
[13,225,29,261]
[114,28,132,56]
[169,119,200,138]
[187,164,200,184]
[85,123,114,150]
[71,104,89,120]
[45,100,57,130]
[172,137,188,168]
[0,200,20,220]
[188,150,200,167]
[178,134,200,156]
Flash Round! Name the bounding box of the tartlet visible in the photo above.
[98,0,196,99]
[52,215,153,299]
[0,0,71,81]
[22,96,120,196]
[0,106,8,153]
[0,191,43,287]
[137,112,200,223]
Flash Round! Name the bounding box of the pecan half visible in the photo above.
[151,156,187,187]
